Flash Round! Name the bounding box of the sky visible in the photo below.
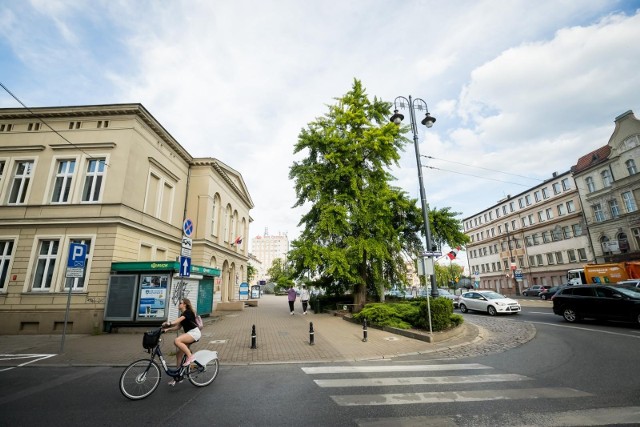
[2,0,640,272]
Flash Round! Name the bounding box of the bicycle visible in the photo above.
[119,328,219,400]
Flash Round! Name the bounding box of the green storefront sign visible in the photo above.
[111,262,221,277]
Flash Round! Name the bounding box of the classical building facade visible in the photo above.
[571,110,640,263]
[0,104,253,334]
[464,170,593,294]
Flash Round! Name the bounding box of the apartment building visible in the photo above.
[571,110,640,263]
[464,170,593,294]
[251,232,289,283]
[0,104,253,334]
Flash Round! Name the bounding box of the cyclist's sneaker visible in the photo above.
[168,377,183,386]
[183,354,196,366]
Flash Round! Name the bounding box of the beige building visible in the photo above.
[571,110,640,263]
[0,104,253,334]
[464,170,593,294]
[251,232,289,283]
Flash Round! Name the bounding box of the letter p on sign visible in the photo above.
[68,243,88,268]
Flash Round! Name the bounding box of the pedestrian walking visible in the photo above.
[287,286,297,315]
[300,285,310,315]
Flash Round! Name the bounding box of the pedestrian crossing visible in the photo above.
[300,361,637,426]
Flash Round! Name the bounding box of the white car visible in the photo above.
[458,290,521,316]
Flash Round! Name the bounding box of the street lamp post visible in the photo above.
[390,96,438,303]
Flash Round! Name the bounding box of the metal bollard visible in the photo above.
[250,324,257,349]
[309,322,315,346]
[362,318,368,342]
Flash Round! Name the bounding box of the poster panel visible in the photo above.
[137,274,169,320]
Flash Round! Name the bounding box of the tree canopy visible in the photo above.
[288,79,468,307]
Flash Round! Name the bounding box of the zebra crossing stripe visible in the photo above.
[315,373,530,388]
[302,363,490,375]
[331,387,592,406]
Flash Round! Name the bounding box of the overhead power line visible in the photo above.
[421,155,542,182]
[421,164,532,187]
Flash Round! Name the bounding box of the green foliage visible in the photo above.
[267,258,294,288]
[355,298,463,332]
[246,264,257,283]
[435,263,465,289]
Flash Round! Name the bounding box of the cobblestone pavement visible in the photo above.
[0,295,548,367]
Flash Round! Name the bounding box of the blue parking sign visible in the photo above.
[67,243,88,268]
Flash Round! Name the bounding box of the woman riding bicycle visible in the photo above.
[162,298,200,370]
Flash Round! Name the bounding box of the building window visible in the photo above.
[526,236,533,246]
[532,233,540,245]
[572,223,583,236]
[601,236,611,255]
[566,200,576,213]
[518,198,524,209]
[567,249,577,263]
[528,214,534,225]
[518,256,525,267]
[546,208,553,220]
[538,211,544,222]
[593,203,605,222]
[525,195,532,206]
[51,160,76,203]
[32,240,59,290]
[0,240,14,290]
[82,158,105,202]
[577,248,587,261]
[608,199,620,218]
[618,232,629,253]
[557,203,565,216]
[534,191,541,202]
[529,255,536,266]
[632,227,640,250]
[521,218,527,228]
[553,182,561,194]
[97,120,110,128]
[502,206,507,215]
[601,170,612,187]
[495,208,500,218]
[542,187,549,199]
[509,202,515,212]
[563,226,572,239]
[64,239,91,290]
[536,254,544,265]
[27,122,41,131]
[622,191,637,212]
[561,178,571,190]
[511,220,516,230]
[69,121,81,129]
[552,228,563,241]
[0,123,14,132]
[542,231,551,243]
[8,160,34,204]
[555,252,563,264]
[586,177,596,193]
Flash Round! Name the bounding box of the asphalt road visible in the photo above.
[2,306,639,427]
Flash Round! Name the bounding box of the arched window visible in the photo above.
[618,232,629,253]
[626,159,637,175]
[585,177,596,192]
[600,236,611,255]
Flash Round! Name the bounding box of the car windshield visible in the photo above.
[482,291,505,300]
[616,286,640,298]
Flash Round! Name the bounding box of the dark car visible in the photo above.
[552,285,640,325]
[539,285,567,300]
[522,285,550,296]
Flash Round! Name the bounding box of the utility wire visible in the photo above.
[0,81,106,165]
[421,164,531,187]
[421,155,542,182]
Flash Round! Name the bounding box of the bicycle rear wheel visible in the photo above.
[188,358,219,387]
[120,359,161,400]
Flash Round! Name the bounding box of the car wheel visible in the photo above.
[459,304,468,313]
[563,307,578,323]
[522,292,528,296]
[487,306,497,316]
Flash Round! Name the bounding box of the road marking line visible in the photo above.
[0,354,56,372]
[315,373,530,387]
[302,363,491,374]
[331,387,592,406]
[530,321,640,338]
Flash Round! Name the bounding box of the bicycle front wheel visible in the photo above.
[119,359,161,400]
[188,358,219,387]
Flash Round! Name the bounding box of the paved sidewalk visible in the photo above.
[0,294,548,367]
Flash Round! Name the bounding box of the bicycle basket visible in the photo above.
[142,329,161,350]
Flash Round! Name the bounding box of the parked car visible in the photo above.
[616,279,640,288]
[522,285,550,297]
[552,284,640,325]
[436,288,459,308]
[538,285,567,300]
[458,290,521,316]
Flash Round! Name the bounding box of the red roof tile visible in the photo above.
[571,145,611,174]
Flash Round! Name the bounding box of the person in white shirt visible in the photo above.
[300,285,311,315]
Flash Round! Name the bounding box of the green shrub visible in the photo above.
[353,298,463,332]
[353,303,417,329]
